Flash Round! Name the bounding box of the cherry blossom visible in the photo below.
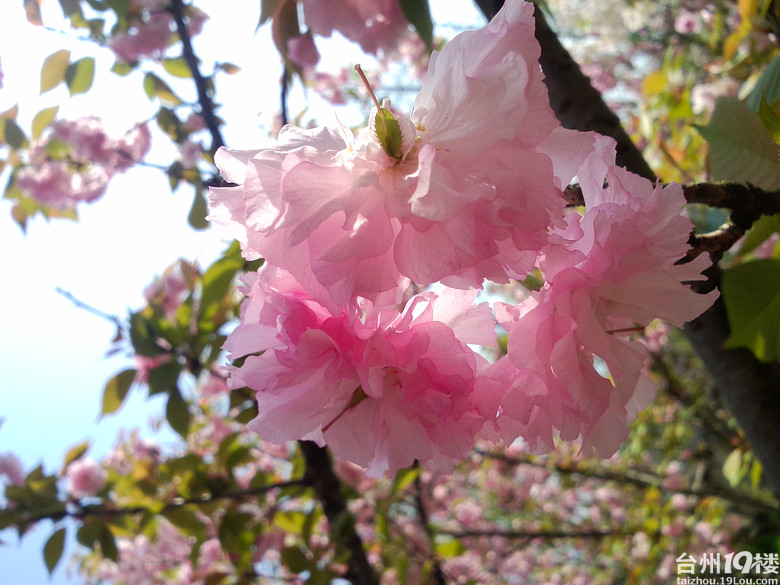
[484,136,717,456]
[0,452,24,487]
[300,0,408,55]
[66,458,107,498]
[223,265,495,476]
[17,118,151,209]
[208,0,592,308]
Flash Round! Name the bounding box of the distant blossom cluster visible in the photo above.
[208,0,717,476]
[17,117,151,209]
[107,0,208,63]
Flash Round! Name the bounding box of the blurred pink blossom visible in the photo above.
[0,452,24,486]
[18,118,151,209]
[66,458,107,498]
[287,32,320,70]
[300,0,408,54]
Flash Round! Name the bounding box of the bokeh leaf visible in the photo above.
[40,50,71,93]
[723,258,780,361]
[698,97,780,190]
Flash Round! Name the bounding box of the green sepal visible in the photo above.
[374,107,404,160]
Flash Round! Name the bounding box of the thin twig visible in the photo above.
[168,0,225,155]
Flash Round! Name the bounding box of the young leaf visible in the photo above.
[697,97,780,190]
[374,107,403,160]
[162,57,193,78]
[166,387,191,438]
[143,73,183,105]
[43,527,66,574]
[722,259,780,362]
[40,50,71,94]
[61,441,90,474]
[0,119,29,150]
[101,369,136,416]
[759,94,780,146]
[31,106,59,139]
[65,57,96,96]
[747,55,780,111]
[188,186,210,230]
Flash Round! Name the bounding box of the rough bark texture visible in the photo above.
[475,0,780,503]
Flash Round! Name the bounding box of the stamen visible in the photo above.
[606,325,646,335]
[354,64,383,111]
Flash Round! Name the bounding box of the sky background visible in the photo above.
[0,1,483,584]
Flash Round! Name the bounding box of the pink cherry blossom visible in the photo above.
[17,118,151,209]
[66,458,107,498]
[208,1,592,308]
[286,32,320,70]
[484,136,717,457]
[0,452,24,486]
[300,0,408,54]
[223,265,495,476]
[108,13,174,63]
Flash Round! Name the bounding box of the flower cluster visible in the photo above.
[107,0,207,63]
[17,117,151,209]
[208,0,715,476]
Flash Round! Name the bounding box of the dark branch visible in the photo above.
[440,527,633,540]
[412,464,448,585]
[17,479,308,525]
[168,0,225,155]
[299,441,379,585]
[475,449,777,514]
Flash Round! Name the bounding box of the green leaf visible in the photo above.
[101,369,136,416]
[747,55,780,111]
[374,107,404,160]
[143,72,183,106]
[281,546,310,573]
[200,244,243,310]
[722,258,780,361]
[31,106,59,140]
[188,187,210,230]
[736,214,780,257]
[61,441,90,474]
[40,50,71,93]
[164,507,207,537]
[697,97,780,190]
[435,535,465,558]
[43,527,66,574]
[399,0,434,49]
[99,525,118,562]
[274,511,307,535]
[723,448,744,487]
[111,60,135,76]
[128,311,162,357]
[162,57,193,78]
[147,360,181,396]
[0,119,28,149]
[166,387,191,438]
[759,94,780,146]
[391,466,419,494]
[65,57,96,96]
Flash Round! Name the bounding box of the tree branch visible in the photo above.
[168,0,225,155]
[298,441,379,585]
[15,479,308,525]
